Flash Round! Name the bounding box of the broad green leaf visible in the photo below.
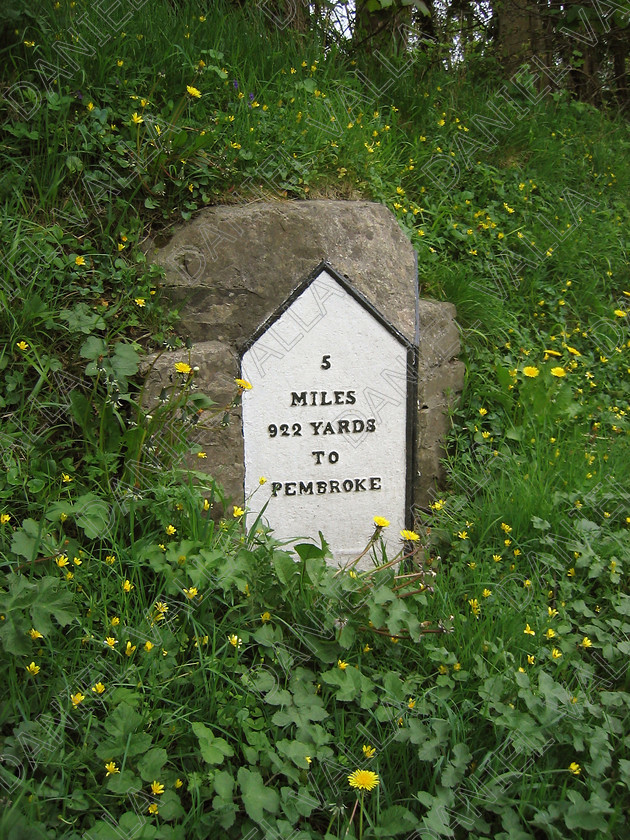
[138,747,168,781]
[237,767,279,823]
[192,722,234,765]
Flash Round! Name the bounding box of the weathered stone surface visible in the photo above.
[146,200,464,532]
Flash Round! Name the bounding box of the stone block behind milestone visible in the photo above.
[146,200,464,561]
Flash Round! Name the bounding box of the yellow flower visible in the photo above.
[362,744,376,758]
[551,648,562,659]
[26,661,40,675]
[134,297,146,307]
[105,761,120,776]
[568,762,581,775]
[457,530,468,540]
[430,499,445,510]
[581,637,592,648]
[527,655,535,665]
[123,579,134,593]
[105,554,116,564]
[400,529,419,541]
[117,59,123,67]
[111,617,120,627]
[524,579,532,588]
[28,628,43,640]
[75,255,86,266]
[183,587,198,599]
[62,473,73,483]
[144,641,154,652]
[125,641,136,657]
[492,554,502,562]
[233,506,245,517]
[56,555,69,568]
[545,628,556,639]
[151,781,165,796]
[482,588,492,598]
[16,341,29,351]
[165,524,176,535]
[186,85,202,98]
[468,598,480,616]
[407,697,416,709]
[175,362,192,374]
[105,637,118,648]
[523,366,540,378]
[337,659,348,670]
[259,476,267,485]
[131,112,143,124]
[613,309,626,317]
[524,624,535,636]
[92,682,105,694]
[348,769,379,791]
[197,451,207,459]
[234,378,252,390]
[567,568,575,577]
[373,516,390,527]
[71,692,85,707]
[363,644,372,653]
[478,407,488,416]
[148,804,159,815]
[261,611,271,623]
[174,778,184,789]
[203,499,210,511]
[228,634,242,648]
[550,367,566,377]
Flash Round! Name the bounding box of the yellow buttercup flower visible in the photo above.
[131,112,143,124]
[233,506,245,517]
[524,624,535,636]
[362,744,376,758]
[29,628,43,640]
[16,341,29,351]
[568,762,581,775]
[337,659,348,670]
[122,579,134,593]
[75,255,86,266]
[71,692,85,707]
[26,661,40,675]
[92,682,105,694]
[165,524,176,535]
[105,761,120,776]
[151,781,165,795]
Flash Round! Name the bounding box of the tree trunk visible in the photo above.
[494,0,544,78]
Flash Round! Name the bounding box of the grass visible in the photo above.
[0,1,629,838]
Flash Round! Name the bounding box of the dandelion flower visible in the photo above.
[348,769,379,791]
[523,366,540,378]
[234,378,252,390]
[186,85,202,98]
[175,362,192,374]
[550,367,566,377]
[400,529,419,541]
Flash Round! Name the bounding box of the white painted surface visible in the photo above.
[241,269,409,567]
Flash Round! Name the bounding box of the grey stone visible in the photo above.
[146,200,464,519]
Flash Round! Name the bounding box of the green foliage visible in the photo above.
[0,0,629,838]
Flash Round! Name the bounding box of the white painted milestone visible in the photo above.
[240,265,412,566]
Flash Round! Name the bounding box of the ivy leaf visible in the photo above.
[237,767,279,823]
[192,722,234,765]
[137,747,168,781]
